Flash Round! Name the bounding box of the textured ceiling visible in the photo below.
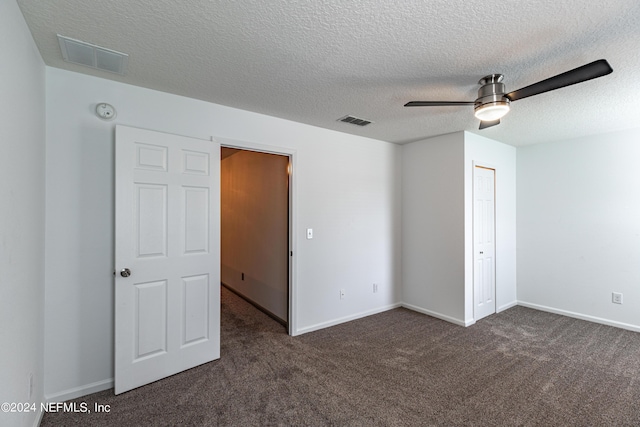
[16,0,640,146]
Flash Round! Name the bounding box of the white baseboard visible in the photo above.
[517,301,640,333]
[32,410,44,427]
[401,303,468,326]
[497,300,518,313]
[45,378,113,403]
[294,303,402,336]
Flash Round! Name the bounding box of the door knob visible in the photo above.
[480,251,484,255]
[120,268,132,278]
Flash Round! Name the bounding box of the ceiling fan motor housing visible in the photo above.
[475,74,511,108]
[474,74,511,120]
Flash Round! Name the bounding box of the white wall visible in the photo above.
[44,67,402,400]
[401,132,517,326]
[464,132,517,323]
[0,2,46,427]
[401,133,466,324]
[517,128,640,332]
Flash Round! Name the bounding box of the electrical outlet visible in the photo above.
[612,292,623,304]
[340,289,345,300]
[373,283,378,293]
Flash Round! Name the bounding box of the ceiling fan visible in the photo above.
[404,59,613,129]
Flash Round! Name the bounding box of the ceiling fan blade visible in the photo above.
[505,59,612,102]
[404,101,475,107]
[479,119,500,130]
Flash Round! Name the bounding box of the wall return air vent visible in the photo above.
[57,35,129,75]
[337,115,373,127]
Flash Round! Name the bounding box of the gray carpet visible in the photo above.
[41,288,640,426]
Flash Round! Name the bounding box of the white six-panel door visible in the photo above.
[115,125,220,394]
[474,166,496,321]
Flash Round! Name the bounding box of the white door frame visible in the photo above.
[472,161,497,321]
[215,136,297,336]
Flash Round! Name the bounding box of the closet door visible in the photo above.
[474,166,496,321]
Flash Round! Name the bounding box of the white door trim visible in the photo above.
[215,136,298,336]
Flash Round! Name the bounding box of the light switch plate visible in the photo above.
[306,228,313,239]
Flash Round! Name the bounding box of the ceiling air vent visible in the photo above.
[337,115,373,127]
[57,35,129,75]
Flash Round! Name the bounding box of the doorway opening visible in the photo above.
[220,147,291,331]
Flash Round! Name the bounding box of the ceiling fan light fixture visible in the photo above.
[404,60,613,130]
[474,101,511,121]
